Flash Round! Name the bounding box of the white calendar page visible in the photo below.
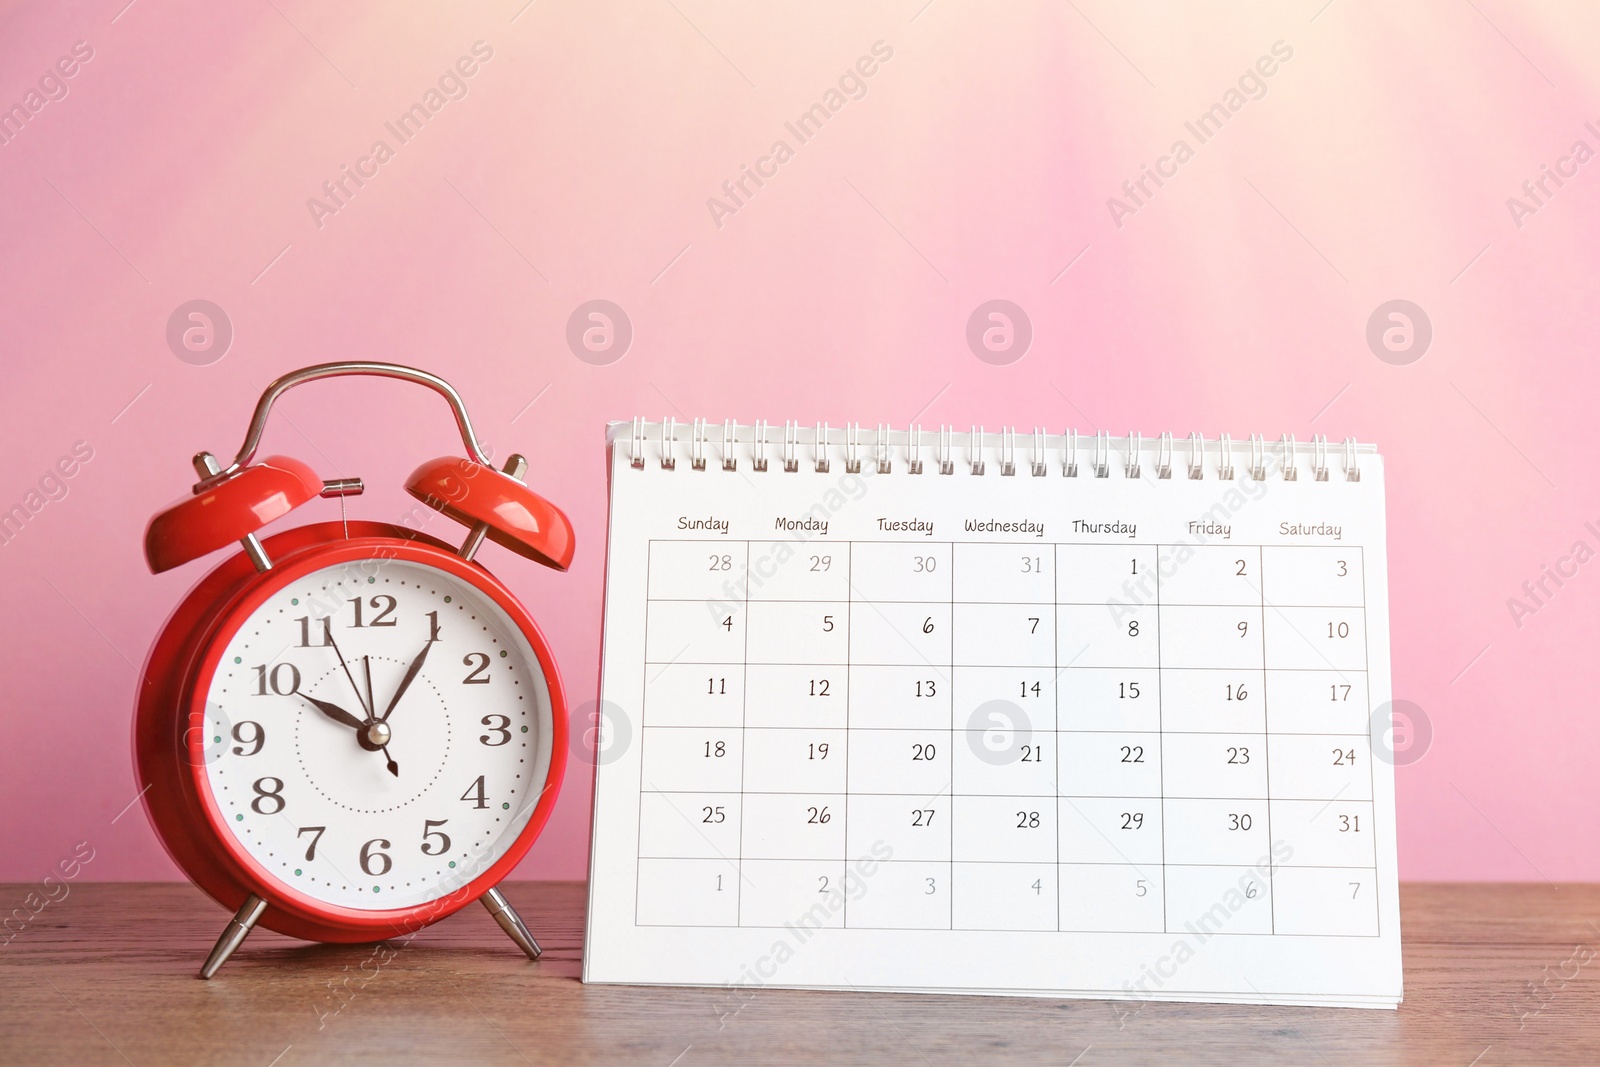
[584,425,1402,1008]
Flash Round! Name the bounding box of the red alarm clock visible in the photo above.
[134,363,573,978]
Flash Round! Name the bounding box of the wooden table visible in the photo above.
[1,882,1594,1065]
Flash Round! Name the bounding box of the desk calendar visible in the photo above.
[584,423,1402,1008]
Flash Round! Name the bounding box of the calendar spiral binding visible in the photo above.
[613,420,1372,482]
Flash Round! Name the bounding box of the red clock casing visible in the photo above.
[134,520,569,943]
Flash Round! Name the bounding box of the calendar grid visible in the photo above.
[842,542,852,928]
[624,921,1376,939]
[738,540,750,925]
[641,789,1366,802]
[1052,544,1062,933]
[628,726,1370,735]
[647,661,1366,672]
[634,538,1380,938]
[947,544,955,931]
[633,542,648,926]
[635,856,1382,871]
[646,598,1370,610]
[1360,545,1380,938]
[1257,556,1276,934]
[1154,547,1168,935]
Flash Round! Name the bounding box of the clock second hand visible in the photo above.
[325,630,398,776]
[327,630,374,719]
[364,655,400,778]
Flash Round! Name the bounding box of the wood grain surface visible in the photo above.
[0,882,1595,1065]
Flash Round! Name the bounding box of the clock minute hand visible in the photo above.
[299,693,365,732]
[379,639,433,722]
[326,629,375,719]
[361,656,376,722]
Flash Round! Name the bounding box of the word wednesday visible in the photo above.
[306,42,494,229]
[1106,40,1294,228]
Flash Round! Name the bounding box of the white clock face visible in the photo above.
[200,557,555,910]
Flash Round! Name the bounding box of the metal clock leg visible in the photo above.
[199,894,268,979]
[481,886,542,960]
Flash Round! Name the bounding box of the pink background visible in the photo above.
[1,0,1596,884]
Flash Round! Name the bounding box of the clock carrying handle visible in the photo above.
[199,363,491,487]
[148,359,573,574]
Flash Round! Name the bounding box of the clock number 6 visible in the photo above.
[359,838,392,877]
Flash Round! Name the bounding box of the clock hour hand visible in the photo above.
[379,638,433,722]
[307,688,400,776]
[299,693,365,732]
